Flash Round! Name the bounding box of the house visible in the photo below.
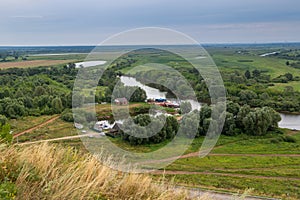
[114,97,128,105]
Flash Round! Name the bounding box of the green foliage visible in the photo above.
[51,97,63,114]
[0,123,12,144]
[244,70,251,79]
[0,182,17,200]
[121,114,178,145]
[0,66,76,118]
[180,101,192,114]
[282,135,297,143]
[61,109,74,122]
[242,107,281,136]
[112,83,147,103]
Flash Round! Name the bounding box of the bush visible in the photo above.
[270,138,280,144]
[61,109,74,122]
[283,136,297,143]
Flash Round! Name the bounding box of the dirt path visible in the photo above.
[16,135,86,145]
[141,151,300,164]
[13,115,60,138]
[151,170,300,181]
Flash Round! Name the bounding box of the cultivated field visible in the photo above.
[0,59,75,69]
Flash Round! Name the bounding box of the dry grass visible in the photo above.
[0,143,212,200]
[0,60,75,69]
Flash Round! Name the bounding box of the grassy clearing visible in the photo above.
[165,156,300,177]
[9,115,56,134]
[0,60,75,69]
[162,174,300,200]
[269,81,300,92]
[16,119,77,143]
[211,132,300,154]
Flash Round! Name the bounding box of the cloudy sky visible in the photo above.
[1,0,300,45]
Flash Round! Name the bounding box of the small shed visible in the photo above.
[114,97,128,105]
[106,123,122,138]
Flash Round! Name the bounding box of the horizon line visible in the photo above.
[1,42,300,47]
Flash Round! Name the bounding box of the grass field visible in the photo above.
[15,118,77,143]
[269,81,300,92]
[0,59,76,69]
[211,54,300,78]
[11,113,300,199]
[9,115,56,134]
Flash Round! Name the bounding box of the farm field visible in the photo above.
[0,59,76,69]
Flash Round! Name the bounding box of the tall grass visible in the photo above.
[0,143,211,200]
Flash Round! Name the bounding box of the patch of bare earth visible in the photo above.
[0,60,75,69]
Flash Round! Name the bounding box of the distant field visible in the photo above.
[213,54,300,78]
[0,59,75,69]
[269,81,300,92]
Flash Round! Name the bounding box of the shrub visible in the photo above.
[270,138,280,144]
[283,136,297,143]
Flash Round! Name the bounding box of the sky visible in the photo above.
[1,0,300,45]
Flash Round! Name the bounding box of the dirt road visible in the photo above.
[13,115,60,138]
[151,170,300,181]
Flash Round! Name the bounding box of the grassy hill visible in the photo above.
[0,143,203,200]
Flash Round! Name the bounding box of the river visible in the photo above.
[74,60,300,131]
[75,60,106,68]
[120,76,201,110]
[120,76,300,130]
[278,113,300,130]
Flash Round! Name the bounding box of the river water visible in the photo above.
[278,114,300,130]
[120,76,300,130]
[75,60,106,68]
[120,76,201,110]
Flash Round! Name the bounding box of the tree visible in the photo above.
[51,97,63,113]
[222,112,236,136]
[180,101,192,114]
[245,70,251,79]
[130,87,147,102]
[252,69,261,78]
[180,111,199,138]
[198,105,211,136]
[242,107,281,136]
[121,114,178,145]
[239,90,257,103]
[236,104,251,129]
[226,101,240,116]
[0,115,7,126]
[72,93,85,108]
[34,86,47,96]
[284,73,293,81]
[61,110,74,122]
